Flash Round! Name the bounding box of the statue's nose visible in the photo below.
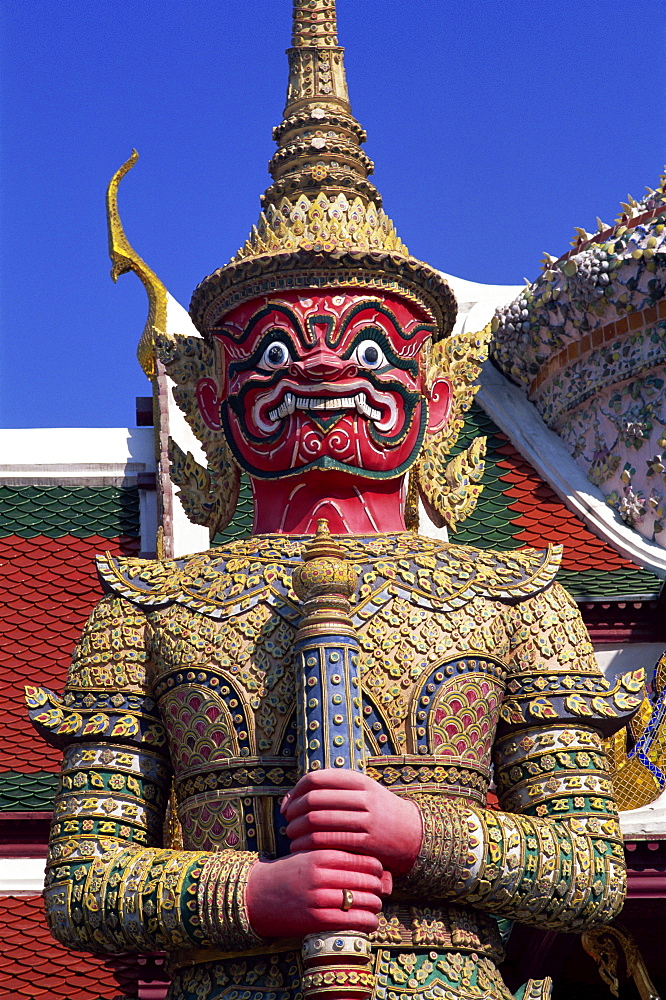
[290,350,357,381]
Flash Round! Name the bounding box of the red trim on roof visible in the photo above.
[0,534,140,772]
[0,895,143,998]
[493,438,636,572]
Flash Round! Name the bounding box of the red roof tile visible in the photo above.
[494,439,636,572]
[0,896,140,998]
[0,534,140,773]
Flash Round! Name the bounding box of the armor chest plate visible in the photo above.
[148,592,511,854]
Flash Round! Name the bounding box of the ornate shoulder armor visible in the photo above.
[96,551,187,606]
[499,581,643,737]
[433,541,562,602]
[95,534,563,623]
[26,593,167,753]
[95,544,295,618]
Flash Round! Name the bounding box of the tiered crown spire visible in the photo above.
[190,0,456,341]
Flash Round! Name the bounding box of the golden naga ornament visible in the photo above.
[582,923,661,1000]
[106,149,167,380]
[107,150,241,534]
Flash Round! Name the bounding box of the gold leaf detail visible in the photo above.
[168,440,236,536]
[233,192,407,263]
[106,151,167,379]
[157,334,240,533]
[415,324,491,529]
[417,437,486,531]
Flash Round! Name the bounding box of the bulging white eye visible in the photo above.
[260,341,290,370]
[353,339,387,370]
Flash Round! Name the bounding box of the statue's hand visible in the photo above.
[246,849,390,938]
[282,768,422,876]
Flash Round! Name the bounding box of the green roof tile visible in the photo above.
[437,403,663,602]
[558,568,663,602]
[447,403,522,551]
[212,473,253,546]
[0,772,58,811]
[0,486,140,538]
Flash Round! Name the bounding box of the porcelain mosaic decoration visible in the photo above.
[491,174,666,545]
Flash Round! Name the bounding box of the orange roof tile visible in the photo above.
[0,534,140,772]
[494,439,636,572]
[0,896,140,998]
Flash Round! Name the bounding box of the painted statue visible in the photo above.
[28,3,642,1000]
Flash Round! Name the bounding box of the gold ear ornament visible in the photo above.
[156,333,241,535]
[414,324,492,530]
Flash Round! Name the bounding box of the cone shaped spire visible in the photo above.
[190,0,457,342]
[263,0,378,211]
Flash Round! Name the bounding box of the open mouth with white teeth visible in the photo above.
[223,374,425,479]
[250,378,401,436]
[268,391,382,423]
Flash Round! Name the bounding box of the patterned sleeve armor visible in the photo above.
[396,582,637,930]
[26,594,263,955]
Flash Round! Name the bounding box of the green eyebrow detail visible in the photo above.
[330,300,436,348]
[342,327,419,377]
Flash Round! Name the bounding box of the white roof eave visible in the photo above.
[476,360,666,579]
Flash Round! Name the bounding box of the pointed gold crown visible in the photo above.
[190,0,456,338]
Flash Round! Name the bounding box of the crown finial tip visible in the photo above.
[291,0,339,49]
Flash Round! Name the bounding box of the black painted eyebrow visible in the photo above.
[214,303,313,348]
[227,329,299,377]
[330,299,436,348]
[341,327,419,377]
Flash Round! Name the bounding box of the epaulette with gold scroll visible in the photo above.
[96,535,562,621]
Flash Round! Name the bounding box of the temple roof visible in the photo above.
[487,171,666,551]
[0,438,158,997]
[0,482,142,790]
[438,402,663,602]
[0,895,153,999]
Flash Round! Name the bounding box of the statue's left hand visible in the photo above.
[281,768,422,876]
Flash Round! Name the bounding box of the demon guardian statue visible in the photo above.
[28,4,639,1000]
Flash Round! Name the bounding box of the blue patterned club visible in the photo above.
[292,519,374,1000]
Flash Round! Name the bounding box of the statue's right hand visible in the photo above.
[246,849,390,939]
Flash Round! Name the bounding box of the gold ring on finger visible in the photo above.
[341,889,354,911]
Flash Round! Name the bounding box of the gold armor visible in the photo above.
[28,532,638,1000]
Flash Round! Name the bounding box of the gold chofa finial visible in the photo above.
[106,150,168,379]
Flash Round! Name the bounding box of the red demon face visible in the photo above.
[196,289,451,481]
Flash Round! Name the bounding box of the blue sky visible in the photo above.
[1,0,664,428]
